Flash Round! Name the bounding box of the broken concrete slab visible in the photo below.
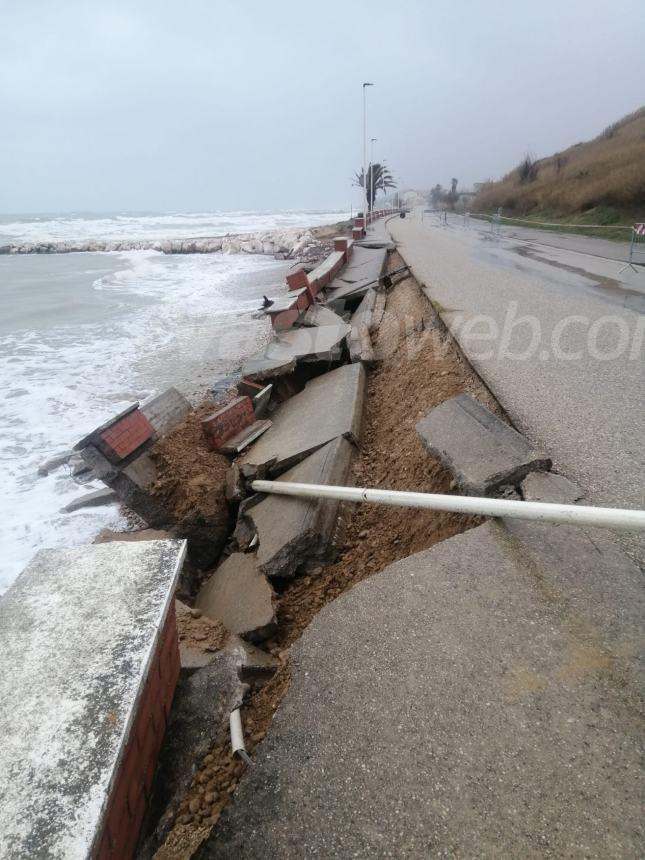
[94,527,174,544]
[225,636,280,682]
[140,387,191,437]
[242,324,350,381]
[62,486,118,513]
[195,553,276,642]
[416,394,551,495]
[521,471,583,504]
[225,462,246,503]
[350,287,376,328]
[138,651,247,858]
[239,362,366,477]
[37,449,72,476]
[196,522,645,859]
[251,384,272,418]
[241,436,355,579]
[301,303,347,328]
[348,321,375,366]
[326,245,387,303]
[370,290,387,333]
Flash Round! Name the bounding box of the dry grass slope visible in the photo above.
[474,106,645,218]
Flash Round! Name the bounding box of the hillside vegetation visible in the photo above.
[473,107,645,222]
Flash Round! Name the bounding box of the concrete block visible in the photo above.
[108,451,173,528]
[141,388,191,436]
[521,471,583,504]
[239,362,366,477]
[416,394,551,495]
[0,540,186,860]
[243,436,355,579]
[62,487,118,513]
[195,553,277,642]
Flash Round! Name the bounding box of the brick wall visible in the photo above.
[95,409,155,464]
[94,603,179,860]
[201,396,255,451]
[286,269,309,291]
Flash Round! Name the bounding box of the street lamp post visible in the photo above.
[362,82,373,225]
[370,137,377,217]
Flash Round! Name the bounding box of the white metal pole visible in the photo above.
[362,82,373,224]
[250,481,645,533]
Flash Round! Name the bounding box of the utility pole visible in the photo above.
[362,82,373,223]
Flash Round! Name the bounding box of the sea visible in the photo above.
[0,209,346,592]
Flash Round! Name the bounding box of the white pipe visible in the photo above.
[250,480,645,532]
[230,708,252,766]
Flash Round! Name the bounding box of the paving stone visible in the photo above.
[416,393,551,495]
[242,436,355,579]
[521,471,584,504]
[239,363,366,477]
[195,553,276,642]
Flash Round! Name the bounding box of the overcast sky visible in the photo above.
[1,0,643,214]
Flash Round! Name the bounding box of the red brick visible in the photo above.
[286,269,309,291]
[95,410,154,464]
[237,378,264,398]
[201,396,254,451]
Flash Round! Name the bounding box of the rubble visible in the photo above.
[195,553,277,642]
[240,437,355,580]
[416,393,551,495]
[239,362,366,477]
[521,471,583,504]
[138,651,247,859]
[62,487,118,513]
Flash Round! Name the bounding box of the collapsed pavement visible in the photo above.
[36,210,643,858]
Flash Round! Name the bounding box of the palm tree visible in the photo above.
[353,162,397,209]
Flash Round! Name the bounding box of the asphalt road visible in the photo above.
[387,211,645,565]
